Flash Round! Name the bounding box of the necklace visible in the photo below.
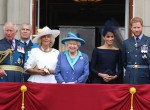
[40,47,51,52]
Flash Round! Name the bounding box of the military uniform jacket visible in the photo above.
[0,38,25,82]
[24,41,38,63]
[122,35,150,84]
[23,40,38,82]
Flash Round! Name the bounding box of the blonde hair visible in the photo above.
[38,35,55,47]
[130,17,143,26]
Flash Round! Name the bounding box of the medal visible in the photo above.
[135,43,138,47]
[141,44,148,53]
[141,44,148,59]
[17,46,25,53]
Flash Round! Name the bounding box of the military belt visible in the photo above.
[0,65,23,73]
[127,65,149,69]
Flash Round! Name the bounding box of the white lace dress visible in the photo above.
[24,48,59,83]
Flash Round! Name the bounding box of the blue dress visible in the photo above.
[55,50,89,83]
[90,48,123,84]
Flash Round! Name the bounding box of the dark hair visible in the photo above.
[102,27,115,36]
[102,18,119,36]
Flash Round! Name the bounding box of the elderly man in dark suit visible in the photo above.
[122,17,150,84]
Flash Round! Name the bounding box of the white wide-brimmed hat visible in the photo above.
[32,26,60,43]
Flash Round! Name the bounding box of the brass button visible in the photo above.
[134,65,138,69]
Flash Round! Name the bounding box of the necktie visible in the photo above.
[24,42,27,51]
[10,41,15,50]
[136,37,140,43]
[24,42,27,46]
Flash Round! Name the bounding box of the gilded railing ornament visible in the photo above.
[129,87,136,110]
[20,85,27,110]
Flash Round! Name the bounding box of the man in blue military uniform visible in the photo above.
[19,23,34,82]
[122,17,150,84]
[0,22,25,82]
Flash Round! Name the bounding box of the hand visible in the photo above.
[98,73,116,82]
[37,69,47,76]
[0,70,7,78]
[108,75,117,81]
[98,73,109,78]
[98,73,110,81]
[67,82,75,84]
[61,82,75,84]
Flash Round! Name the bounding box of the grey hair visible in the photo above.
[20,23,32,31]
[38,35,55,47]
[65,40,81,47]
[3,21,18,31]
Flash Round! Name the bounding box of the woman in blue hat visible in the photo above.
[55,32,89,84]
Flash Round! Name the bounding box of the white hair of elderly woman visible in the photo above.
[64,40,81,47]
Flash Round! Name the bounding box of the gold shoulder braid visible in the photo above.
[0,49,13,64]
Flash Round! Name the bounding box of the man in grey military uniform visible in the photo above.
[122,17,150,84]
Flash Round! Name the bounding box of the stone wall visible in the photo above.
[0,0,31,39]
[133,0,150,36]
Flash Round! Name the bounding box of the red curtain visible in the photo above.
[0,83,150,110]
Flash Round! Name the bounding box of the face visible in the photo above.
[67,40,79,53]
[131,22,143,37]
[41,34,52,46]
[20,24,32,41]
[4,23,17,41]
[103,32,114,46]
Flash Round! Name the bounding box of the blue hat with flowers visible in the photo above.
[61,32,85,46]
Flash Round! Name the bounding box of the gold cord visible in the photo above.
[130,87,136,110]
[20,85,27,110]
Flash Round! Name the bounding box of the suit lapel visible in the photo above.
[25,40,33,51]
[129,37,136,47]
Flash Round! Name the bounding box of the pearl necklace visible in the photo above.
[40,47,51,52]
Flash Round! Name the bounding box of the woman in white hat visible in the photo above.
[55,32,89,84]
[24,26,60,83]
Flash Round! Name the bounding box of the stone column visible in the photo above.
[7,0,20,24]
[134,0,150,36]
[7,0,31,39]
[0,0,7,39]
